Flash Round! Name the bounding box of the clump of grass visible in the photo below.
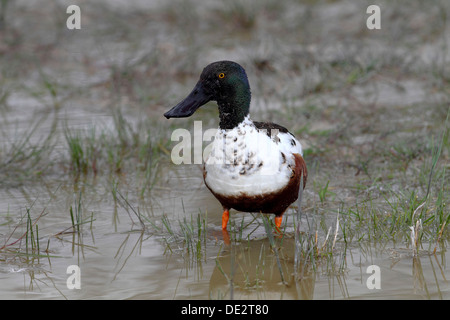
[68,192,92,234]
[0,203,48,262]
[1,192,95,260]
[64,126,97,175]
[178,212,208,262]
[63,109,168,191]
[292,207,346,277]
[0,117,56,185]
[25,207,40,256]
[315,180,336,204]
[339,133,449,254]
[116,189,210,264]
[137,209,210,269]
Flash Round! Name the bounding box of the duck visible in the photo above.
[164,60,307,235]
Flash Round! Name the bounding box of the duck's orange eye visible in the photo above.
[218,73,225,79]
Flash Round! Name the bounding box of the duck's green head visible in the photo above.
[164,60,251,129]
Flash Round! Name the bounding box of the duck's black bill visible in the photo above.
[164,82,211,119]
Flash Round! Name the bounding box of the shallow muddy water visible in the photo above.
[0,159,448,299]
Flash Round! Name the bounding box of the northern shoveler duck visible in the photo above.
[164,61,307,235]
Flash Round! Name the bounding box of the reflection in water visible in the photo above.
[210,238,316,299]
[208,236,449,300]
[412,253,448,299]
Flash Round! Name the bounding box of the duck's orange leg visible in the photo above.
[222,208,230,230]
[274,215,283,234]
[222,208,231,244]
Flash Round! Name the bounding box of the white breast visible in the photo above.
[204,116,303,197]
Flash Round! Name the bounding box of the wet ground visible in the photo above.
[0,0,449,299]
[1,163,447,300]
